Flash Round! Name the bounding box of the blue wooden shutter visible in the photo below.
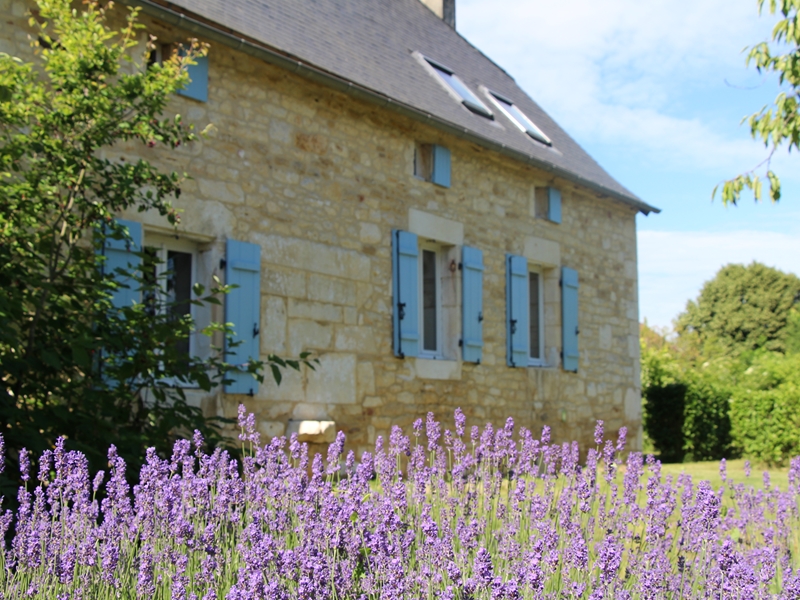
[102,219,142,310]
[431,145,451,188]
[506,254,529,367]
[461,246,483,363]
[178,55,209,103]
[548,187,562,224]
[561,267,579,372]
[225,239,261,394]
[392,230,419,358]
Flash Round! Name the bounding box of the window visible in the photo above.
[148,43,208,103]
[528,269,544,365]
[488,91,551,145]
[144,236,198,362]
[414,143,451,187]
[535,186,562,224]
[392,227,474,363]
[425,57,493,118]
[419,243,443,357]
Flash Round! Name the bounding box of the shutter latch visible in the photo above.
[510,319,517,335]
[398,302,406,320]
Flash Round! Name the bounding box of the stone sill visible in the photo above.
[413,358,461,380]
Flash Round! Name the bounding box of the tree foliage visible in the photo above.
[716,0,800,204]
[0,0,310,494]
[675,262,800,356]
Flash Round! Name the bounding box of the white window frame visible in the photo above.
[528,265,546,367]
[144,234,199,360]
[418,241,445,359]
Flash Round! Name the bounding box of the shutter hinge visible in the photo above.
[458,339,463,347]
[220,258,227,270]
[248,388,254,397]
[478,311,483,322]
[398,302,406,320]
[253,322,260,337]
[510,319,517,335]
[458,262,463,270]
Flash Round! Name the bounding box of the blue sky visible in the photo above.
[458,0,800,330]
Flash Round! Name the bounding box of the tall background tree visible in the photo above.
[0,0,308,496]
[642,262,800,465]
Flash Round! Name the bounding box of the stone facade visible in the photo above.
[1,0,644,454]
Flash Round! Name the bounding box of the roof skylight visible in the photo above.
[425,58,493,119]
[488,91,551,146]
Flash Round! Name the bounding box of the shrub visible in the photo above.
[730,353,800,466]
[1,409,799,599]
[642,342,733,462]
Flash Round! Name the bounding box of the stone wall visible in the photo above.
[0,0,643,454]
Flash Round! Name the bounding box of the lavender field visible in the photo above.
[1,407,799,599]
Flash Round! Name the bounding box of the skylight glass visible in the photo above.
[425,58,493,119]
[489,92,551,145]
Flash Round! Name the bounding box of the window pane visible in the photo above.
[430,64,493,118]
[167,250,193,358]
[529,272,541,359]
[422,249,438,352]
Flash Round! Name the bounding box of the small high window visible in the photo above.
[488,91,551,145]
[425,58,493,119]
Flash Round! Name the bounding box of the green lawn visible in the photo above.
[659,458,791,490]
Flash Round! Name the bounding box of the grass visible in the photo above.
[660,458,791,490]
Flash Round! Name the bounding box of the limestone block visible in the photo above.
[261,296,287,354]
[335,326,377,353]
[599,325,612,350]
[286,420,337,443]
[269,119,293,145]
[364,396,383,408]
[413,359,461,381]
[624,388,640,421]
[357,361,376,396]
[257,364,305,401]
[255,234,371,281]
[308,274,357,306]
[262,267,307,299]
[288,299,343,323]
[306,353,357,404]
[292,403,329,420]
[359,223,382,244]
[408,208,464,246]
[288,320,333,356]
[524,237,560,268]
[258,420,285,439]
[198,179,244,204]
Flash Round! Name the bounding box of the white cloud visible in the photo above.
[457,0,788,177]
[637,229,800,328]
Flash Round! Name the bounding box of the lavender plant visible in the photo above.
[1,408,799,599]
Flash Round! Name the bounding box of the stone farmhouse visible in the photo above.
[1,0,658,453]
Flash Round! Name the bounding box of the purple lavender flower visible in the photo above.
[594,420,604,446]
[426,412,441,452]
[454,407,466,438]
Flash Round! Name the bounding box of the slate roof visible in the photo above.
[131,0,658,214]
